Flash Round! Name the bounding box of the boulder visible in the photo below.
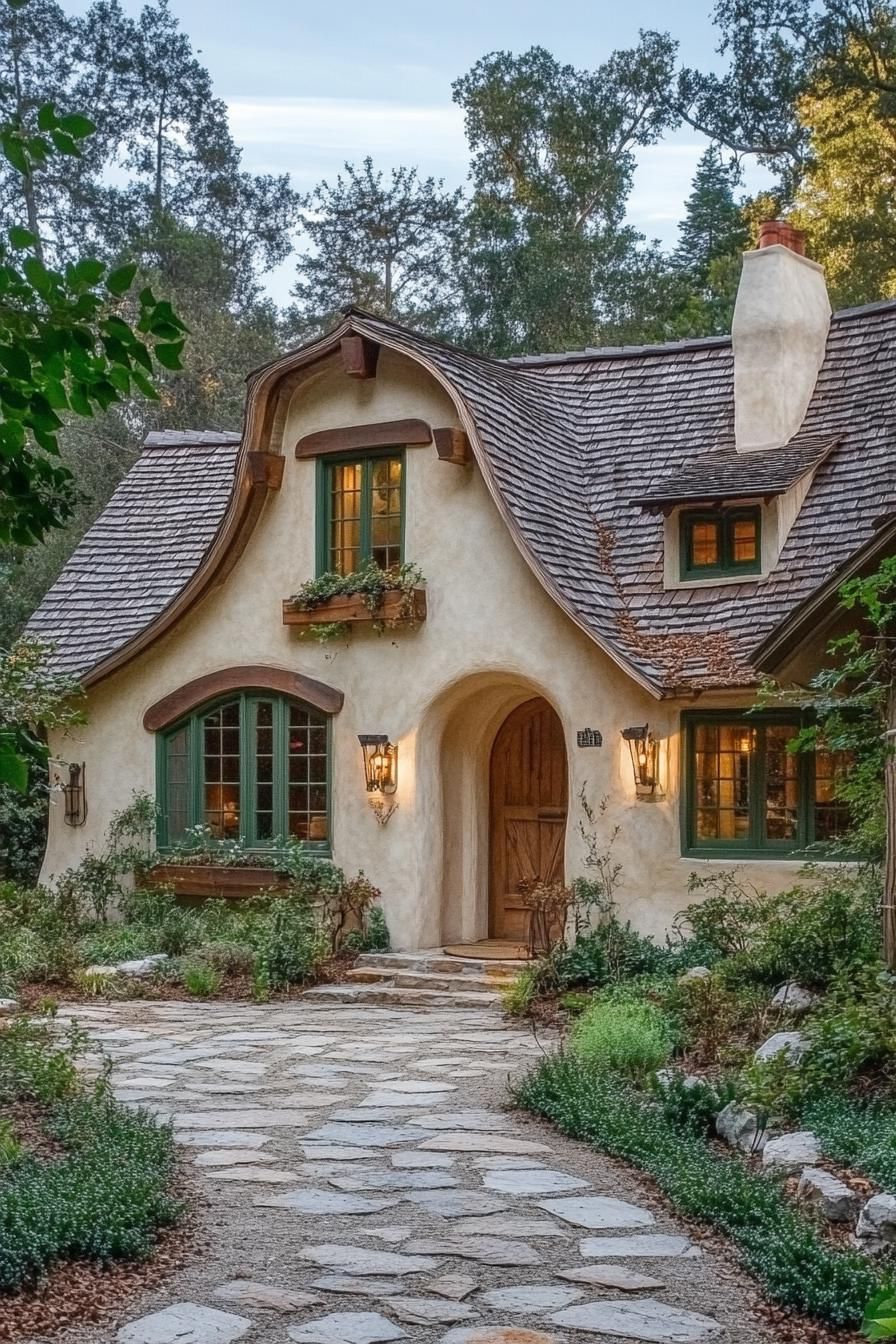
[117,954,169,977]
[679,967,712,984]
[0,998,17,1014]
[762,1131,820,1173]
[856,1194,896,1252]
[796,1168,859,1222]
[715,1102,769,1154]
[754,1031,809,1065]
[771,984,817,1016]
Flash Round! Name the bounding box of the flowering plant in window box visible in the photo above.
[283,560,426,642]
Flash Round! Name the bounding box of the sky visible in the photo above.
[73,0,769,303]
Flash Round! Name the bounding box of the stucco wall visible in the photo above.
[41,348,817,945]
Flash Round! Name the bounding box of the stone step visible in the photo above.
[355,951,525,978]
[302,982,504,1008]
[345,967,518,993]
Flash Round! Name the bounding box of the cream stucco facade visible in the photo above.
[40,347,820,947]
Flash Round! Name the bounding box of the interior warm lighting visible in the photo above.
[735,729,755,755]
[621,725,658,797]
[358,734,398,795]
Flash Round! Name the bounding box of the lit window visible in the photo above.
[681,507,761,579]
[322,452,403,575]
[158,694,330,851]
[684,713,852,856]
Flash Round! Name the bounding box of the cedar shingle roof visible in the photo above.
[633,436,838,509]
[26,301,896,693]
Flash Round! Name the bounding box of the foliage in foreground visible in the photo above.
[0,1017,179,1291]
[515,1050,886,1328]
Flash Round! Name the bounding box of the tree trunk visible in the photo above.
[884,674,896,969]
[11,16,44,262]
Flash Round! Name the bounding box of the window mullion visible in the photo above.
[751,726,766,850]
[240,698,251,844]
[190,713,202,831]
[273,697,286,844]
[358,457,371,564]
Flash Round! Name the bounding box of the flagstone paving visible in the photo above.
[56,998,771,1344]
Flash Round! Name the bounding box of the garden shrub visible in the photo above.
[682,870,880,990]
[670,972,769,1067]
[254,895,328,989]
[656,1069,739,1137]
[515,1050,886,1327]
[194,941,256,976]
[342,904,390,954]
[571,998,675,1079]
[179,960,221,997]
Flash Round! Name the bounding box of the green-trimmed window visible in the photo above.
[318,451,404,576]
[157,693,330,851]
[680,507,761,580]
[682,711,852,858]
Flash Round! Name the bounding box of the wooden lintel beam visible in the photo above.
[296,418,432,459]
[433,426,472,466]
[246,451,285,489]
[340,334,379,379]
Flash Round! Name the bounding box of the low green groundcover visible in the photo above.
[0,1094,179,1291]
[515,1050,887,1329]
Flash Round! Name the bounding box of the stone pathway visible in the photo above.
[55,998,770,1344]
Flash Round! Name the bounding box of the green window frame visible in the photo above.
[156,691,331,854]
[680,506,761,580]
[681,710,852,859]
[316,449,405,576]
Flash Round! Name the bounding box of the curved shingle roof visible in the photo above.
[26,302,896,693]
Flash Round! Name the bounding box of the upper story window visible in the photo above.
[319,450,404,576]
[682,711,852,858]
[680,506,761,581]
[157,692,330,852]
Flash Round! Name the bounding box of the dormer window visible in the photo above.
[680,507,761,581]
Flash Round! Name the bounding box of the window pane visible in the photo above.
[731,515,759,565]
[203,699,241,838]
[370,454,402,571]
[815,748,853,841]
[693,722,752,841]
[255,700,275,842]
[329,462,363,574]
[165,725,190,842]
[287,704,328,842]
[688,520,720,569]
[764,724,800,841]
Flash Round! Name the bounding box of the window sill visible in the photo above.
[282,587,426,628]
[667,571,767,592]
[681,848,852,863]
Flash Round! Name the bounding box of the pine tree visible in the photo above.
[675,145,747,280]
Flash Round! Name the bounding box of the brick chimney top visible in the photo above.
[758,219,806,256]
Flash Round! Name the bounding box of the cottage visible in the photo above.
[28,221,896,951]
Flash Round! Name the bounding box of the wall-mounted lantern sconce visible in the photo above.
[358,735,398,795]
[53,760,88,826]
[621,725,658,798]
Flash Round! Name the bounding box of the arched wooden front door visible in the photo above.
[489,697,568,941]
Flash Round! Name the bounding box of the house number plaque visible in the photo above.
[576,728,603,748]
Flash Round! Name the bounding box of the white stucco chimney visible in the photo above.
[732,220,831,453]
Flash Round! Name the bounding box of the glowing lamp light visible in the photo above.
[358,734,398,795]
[620,725,658,798]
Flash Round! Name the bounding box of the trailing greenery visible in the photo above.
[0,1017,180,1291]
[802,1093,896,1194]
[515,1050,887,1328]
[288,560,425,643]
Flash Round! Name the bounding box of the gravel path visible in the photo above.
[50,998,772,1344]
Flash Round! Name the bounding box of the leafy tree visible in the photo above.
[289,157,464,341]
[791,57,896,307]
[777,558,896,968]
[452,37,678,355]
[677,1,896,198]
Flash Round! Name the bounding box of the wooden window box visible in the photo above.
[146,863,293,899]
[282,587,427,628]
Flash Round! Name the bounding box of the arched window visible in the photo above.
[156,693,330,853]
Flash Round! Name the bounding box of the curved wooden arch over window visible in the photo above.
[144,665,344,733]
